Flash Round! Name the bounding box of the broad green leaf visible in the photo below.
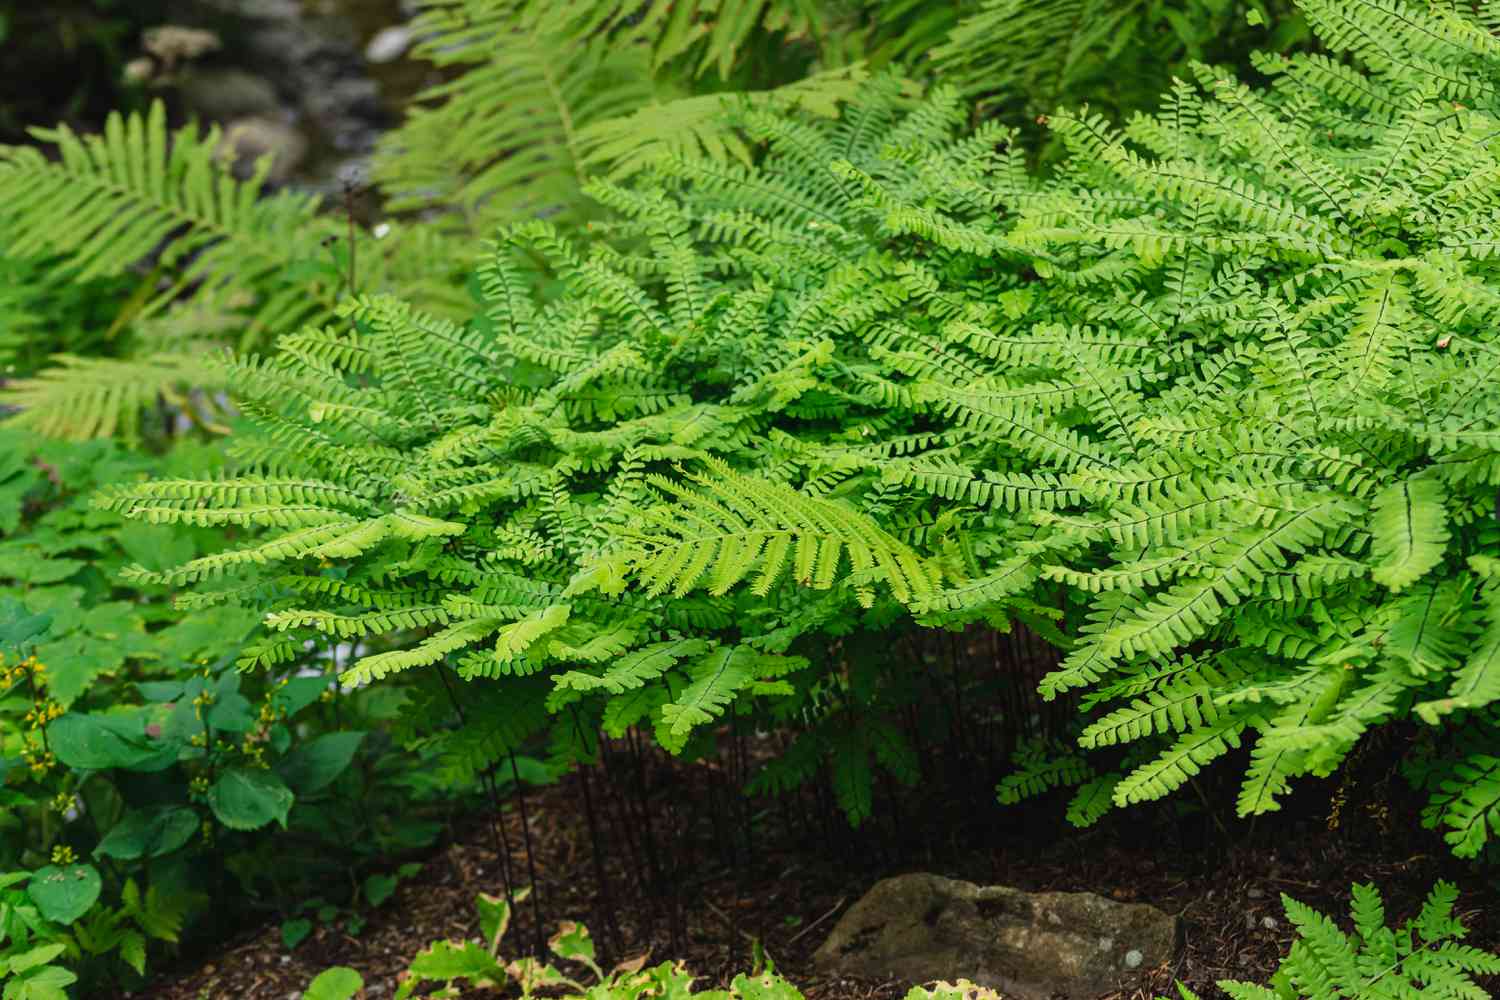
[272,675,331,717]
[135,680,184,702]
[407,939,506,983]
[34,634,127,706]
[476,891,513,948]
[6,964,78,1000]
[549,920,596,964]
[208,767,294,830]
[363,872,397,908]
[282,917,314,950]
[47,712,177,771]
[5,944,65,974]
[206,692,256,733]
[276,732,365,794]
[94,806,199,860]
[26,864,101,924]
[0,599,51,654]
[305,966,364,1000]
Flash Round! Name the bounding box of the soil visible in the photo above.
[134,746,1500,1000]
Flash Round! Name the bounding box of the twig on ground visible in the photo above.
[788,897,847,946]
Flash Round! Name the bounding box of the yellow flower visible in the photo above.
[50,844,76,865]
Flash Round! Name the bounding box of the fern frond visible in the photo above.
[1369,474,1450,591]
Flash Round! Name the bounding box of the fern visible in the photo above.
[1168,880,1500,1000]
[98,2,1500,848]
[0,102,467,440]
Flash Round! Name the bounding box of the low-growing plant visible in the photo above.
[0,430,487,990]
[306,890,1003,1000]
[1166,880,1500,1000]
[280,861,424,950]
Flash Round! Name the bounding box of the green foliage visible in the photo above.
[0,0,1311,444]
[104,0,1500,857]
[973,0,1500,849]
[1167,880,1500,1000]
[304,965,364,1000]
[101,81,1010,817]
[0,431,485,990]
[0,102,469,442]
[929,0,1309,138]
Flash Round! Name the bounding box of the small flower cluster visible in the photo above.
[3,652,62,778]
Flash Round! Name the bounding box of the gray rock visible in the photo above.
[814,874,1179,1000]
[365,25,413,63]
[219,116,309,183]
[180,68,281,120]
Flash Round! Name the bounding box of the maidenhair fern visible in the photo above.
[100,1,1500,853]
[930,0,1307,138]
[100,91,997,799]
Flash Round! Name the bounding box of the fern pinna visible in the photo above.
[104,1,1500,852]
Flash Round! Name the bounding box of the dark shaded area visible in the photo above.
[135,630,1499,999]
[0,0,170,142]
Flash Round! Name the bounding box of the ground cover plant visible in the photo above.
[0,428,494,993]
[3,0,1500,997]
[301,886,1005,1000]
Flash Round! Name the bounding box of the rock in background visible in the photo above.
[122,0,428,199]
[815,873,1179,1000]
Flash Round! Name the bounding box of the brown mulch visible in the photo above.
[130,749,1500,1000]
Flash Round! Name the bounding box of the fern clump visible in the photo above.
[99,83,1017,811]
[1170,880,1500,1000]
[941,0,1500,852]
[98,0,1500,852]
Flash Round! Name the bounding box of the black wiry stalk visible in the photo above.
[434,666,517,902]
[507,749,547,957]
[600,732,656,943]
[569,707,620,958]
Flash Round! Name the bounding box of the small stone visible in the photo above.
[143,25,222,68]
[1260,916,1278,930]
[365,25,413,63]
[181,68,281,120]
[1124,949,1144,969]
[218,116,308,184]
[123,58,156,85]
